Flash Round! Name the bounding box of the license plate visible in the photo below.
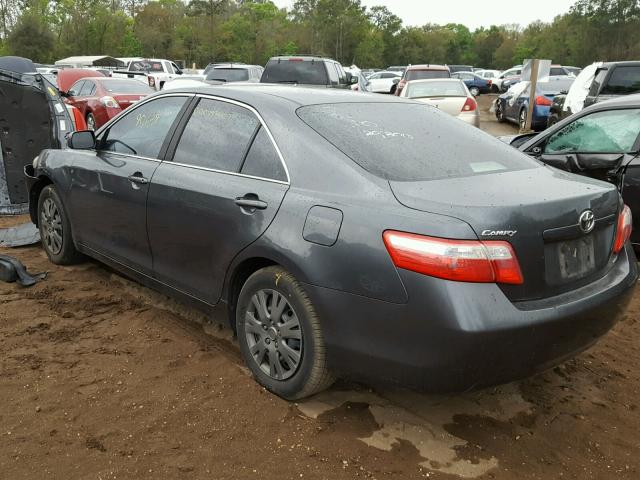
[558,236,596,280]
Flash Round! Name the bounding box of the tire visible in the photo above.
[37,185,84,265]
[491,84,499,93]
[495,101,506,122]
[236,266,334,400]
[519,108,528,130]
[390,84,397,95]
[469,86,480,97]
[86,113,96,131]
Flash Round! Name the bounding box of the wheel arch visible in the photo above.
[28,175,53,225]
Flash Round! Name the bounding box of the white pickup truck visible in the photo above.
[112,58,184,91]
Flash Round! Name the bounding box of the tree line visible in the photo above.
[1,0,639,69]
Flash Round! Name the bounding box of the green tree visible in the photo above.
[6,12,54,62]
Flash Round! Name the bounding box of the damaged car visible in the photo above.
[25,86,638,400]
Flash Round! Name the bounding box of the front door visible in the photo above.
[147,96,289,304]
[66,95,190,275]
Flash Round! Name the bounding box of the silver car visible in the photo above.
[399,78,480,127]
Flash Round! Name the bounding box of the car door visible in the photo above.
[65,94,191,275]
[146,96,289,305]
[525,107,640,190]
[367,73,384,92]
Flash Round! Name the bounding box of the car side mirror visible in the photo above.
[392,78,400,85]
[67,130,96,150]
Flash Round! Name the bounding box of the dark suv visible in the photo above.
[548,61,640,126]
[260,55,356,88]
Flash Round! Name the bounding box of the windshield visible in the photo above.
[298,103,539,181]
[206,68,249,82]
[100,79,153,93]
[261,60,328,85]
[406,70,450,81]
[129,60,164,73]
[406,81,466,98]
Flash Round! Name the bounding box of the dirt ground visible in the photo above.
[1,96,639,480]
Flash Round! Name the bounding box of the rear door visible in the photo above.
[66,94,191,275]
[66,80,87,115]
[146,96,289,304]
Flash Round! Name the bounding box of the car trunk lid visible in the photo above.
[413,96,467,116]
[389,167,620,301]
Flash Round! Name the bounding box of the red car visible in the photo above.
[63,76,154,130]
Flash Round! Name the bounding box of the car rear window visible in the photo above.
[261,59,328,85]
[601,66,640,95]
[100,79,153,93]
[297,103,539,181]
[206,68,250,82]
[406,70,450,81]
[129,60,164,73]
[406,81,466,97]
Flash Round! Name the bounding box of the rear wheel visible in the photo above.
[495,101,506,122]
[86,113,96,131]
[469,86,480,97]
[37,185,83,265]
[236,266,334,400]
[519,108,528,130]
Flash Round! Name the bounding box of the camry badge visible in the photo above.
[481,230,517,237]
[579,210,595,234]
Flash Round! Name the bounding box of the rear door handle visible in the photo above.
[128,173,149,185]
[235,196,267,210]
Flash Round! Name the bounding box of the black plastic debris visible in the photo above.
[0,222,40,247]
[0,254,46,287]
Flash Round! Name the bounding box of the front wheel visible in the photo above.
[86,113,96,131]
[37,185,84,265]
[469,86,480,97]
[236,266,334,400]
[495,101,506,122]
[519,109,528,130]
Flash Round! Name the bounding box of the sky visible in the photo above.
[271,0,578,30]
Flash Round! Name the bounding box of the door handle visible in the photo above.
[235,195,267,211]
[128,173,149,185]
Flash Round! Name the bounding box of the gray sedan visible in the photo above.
[25,86,637,399]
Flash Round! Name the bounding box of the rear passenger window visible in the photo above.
[241,127,287,182]
[173,98,260,171]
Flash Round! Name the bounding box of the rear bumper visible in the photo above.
[305,244,638,391]
[458,112,480,128]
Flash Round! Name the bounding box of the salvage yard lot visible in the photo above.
[1,96,639,480]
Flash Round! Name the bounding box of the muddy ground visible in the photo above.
[1,95,639,480]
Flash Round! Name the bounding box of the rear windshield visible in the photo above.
[297,103,539,181]
[601,66,640,95]
[100,79,153,93]
[129,60,164,73]
[406,70,450,81]
[406,81,466,98]
[262,60,328,85]
[206,68,249,82]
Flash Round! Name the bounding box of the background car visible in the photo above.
[495,78,574,130]
[395,64,450,95]
[451,71,491,96]
[447,65,474,73]
[476,69,502,79]
[26,86,636,401]
[399,78,479,127]
[64,77,154,130]
[260,55,356,88]
[507,94,640,253]
[205,63,263,83]
[366,70,402,93]
[350,72,371,92]
[492,66,523,92]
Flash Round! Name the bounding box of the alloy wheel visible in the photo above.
[40,197,63,255]
[519,110,527,130]
[87,114,96,131]
[243,289,303,381]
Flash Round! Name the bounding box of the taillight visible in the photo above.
[70,106,87,131]
[488,79,493,86]
[613,205,632,254]
[382,231,524,285]
[462,97,477,112]
[100,96,119,108]
[535,95,552,106]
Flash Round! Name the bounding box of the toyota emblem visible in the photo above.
[579,210,595,234]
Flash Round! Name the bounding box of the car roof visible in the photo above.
[602,61,640,68]
[268,55,335,62]
[407,78,462,84]
[406,64,449,71]
[590,92,640,108]
[157,84,409,108]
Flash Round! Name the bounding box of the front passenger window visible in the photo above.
[545,109,640,154]
[99,96,187,158]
